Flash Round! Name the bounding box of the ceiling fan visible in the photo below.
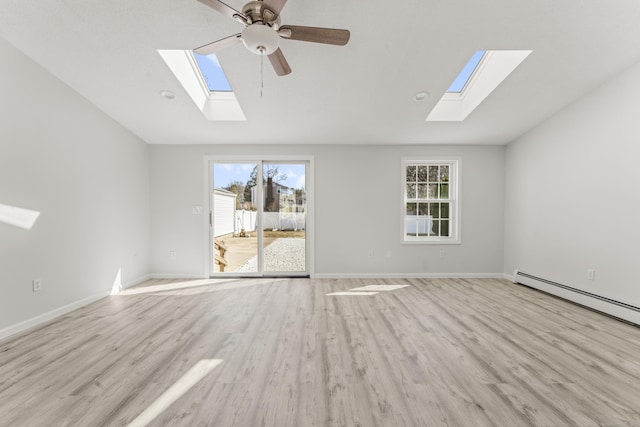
[194,0,350,76]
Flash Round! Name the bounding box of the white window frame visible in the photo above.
[401,157,461,244]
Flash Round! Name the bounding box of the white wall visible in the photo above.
[150,144,504,278]
[0,37,151,335]
[504,59,640,311]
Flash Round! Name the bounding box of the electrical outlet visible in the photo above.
[33,278,42,292]
[385,250,391,259]
[169,251,177,260]
[587,269,595,280]
[368,250,375,258]
[439,250,445,259]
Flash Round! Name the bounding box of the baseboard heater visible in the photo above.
[513,270,640,326]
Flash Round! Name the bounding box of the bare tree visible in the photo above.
[223,180,245,209]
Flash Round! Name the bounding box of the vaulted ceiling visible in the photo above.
[2,1,640,145]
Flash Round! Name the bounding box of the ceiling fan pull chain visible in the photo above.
[260,52,264,97]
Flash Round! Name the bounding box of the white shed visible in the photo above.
[213,189,236,237]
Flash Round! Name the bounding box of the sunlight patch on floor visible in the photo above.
[325,291,380,296]
[117,278,274,296]
[128,359,223,427]
[350,284,410,292]
[326,283,410,296]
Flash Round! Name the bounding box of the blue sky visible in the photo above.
[447,50,485,93]
[193,52,232,92]
[213,163,306,190]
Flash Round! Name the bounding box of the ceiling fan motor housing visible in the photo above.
[242,1,280,27]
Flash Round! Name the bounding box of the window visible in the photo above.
[403,158,459,243]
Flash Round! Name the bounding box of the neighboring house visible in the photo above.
[251,181,306,213]
[248,182,306,230]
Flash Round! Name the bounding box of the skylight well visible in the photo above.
[426,50,531,122]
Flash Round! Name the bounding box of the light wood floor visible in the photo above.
[1,278,640,426]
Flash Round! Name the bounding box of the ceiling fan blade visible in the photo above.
[279,25,350,46]
[197,0,245,21]
[194,33,242,55]
[268,48,292,76]
[263,0,288,14]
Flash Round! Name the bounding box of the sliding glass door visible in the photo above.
[261,162,306,274]
[210,159,309,277]
[211,162,259,274]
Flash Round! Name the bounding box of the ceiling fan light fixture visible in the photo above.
[241,24,279,55]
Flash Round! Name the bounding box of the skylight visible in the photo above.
[192,52,232,92]
[158,49,246,121]
[447,50,485,93]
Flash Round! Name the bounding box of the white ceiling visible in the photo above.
[2,0,640,145]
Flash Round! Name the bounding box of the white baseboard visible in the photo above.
[1,273,156,342]
[313,272,505,280]
[148,272,507,281]
[503,272,515,282]
[150,273,208,280]
[0,290,111,341]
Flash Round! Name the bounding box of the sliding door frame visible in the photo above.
[203,155,315,278]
